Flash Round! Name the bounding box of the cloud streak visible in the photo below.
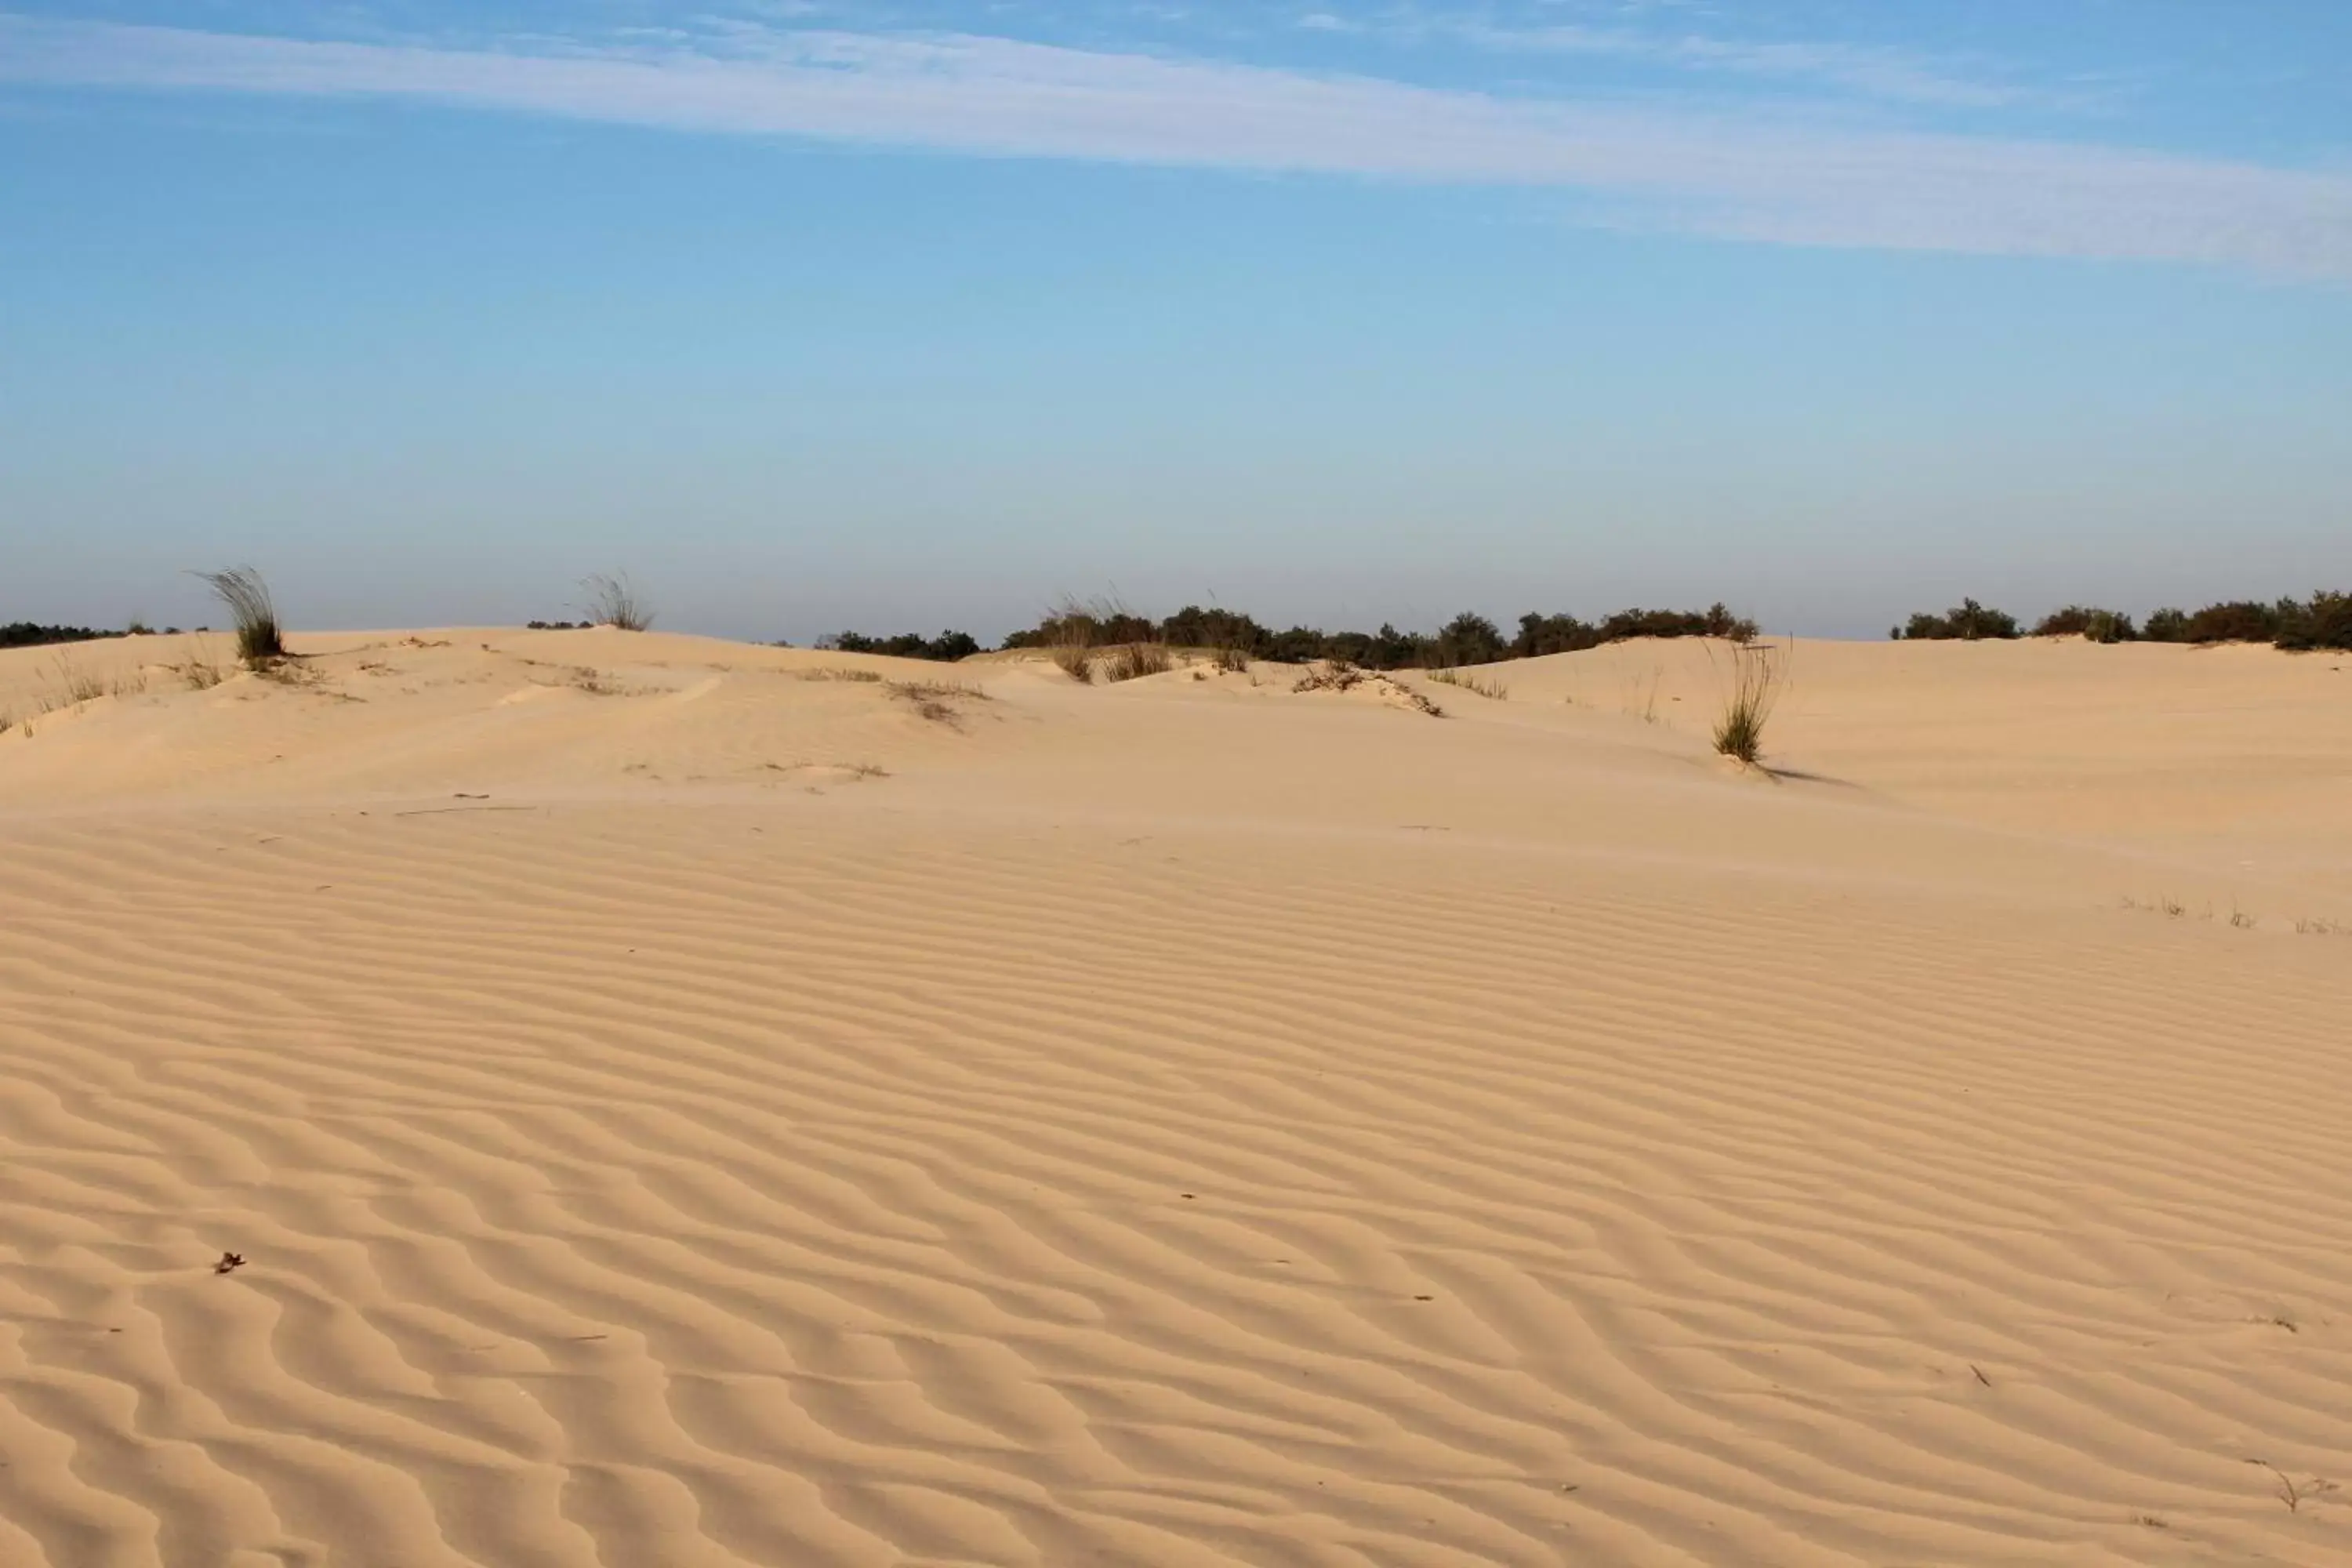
[3,16,2347,278]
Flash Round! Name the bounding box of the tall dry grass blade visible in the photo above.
[192,567,284,666]
[1711,641,1787,764]
[583,573,654,632]
[1102,643,1172,683]
[1711,639,1788,765]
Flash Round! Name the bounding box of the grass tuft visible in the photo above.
[1711,640,1788,765]
[193,567,285,666]
[583,572,654,632]
[1101,642,1172,683]
[1428,668,1508,700]
[52,654,107,705]
[888,679,991,724]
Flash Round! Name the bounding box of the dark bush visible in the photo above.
[1595,602,1759,643]
[1514,612,1599,657]
[1159,606,1269,657]
[2182,601,2280,644]
[2032,605,2136,642]
[2142,608,2190,642]
[2277,591,2352,652]
[2,622,121,648]
[1903,599,2020,641]
[996,601,1760,667]
[1262,625,1330,665]
[1431,612,1507,668]
[822,630,981,661]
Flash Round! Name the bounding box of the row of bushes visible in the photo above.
[989,601,1759,670]
[1895,592,2352,650]
[815,630,985,662]
[4,622,129,648]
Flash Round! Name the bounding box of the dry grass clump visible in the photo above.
[1293,659,1365,695]
[1292,660,1446,717]
[1711,640,1788,765]
[1038,593,1160,684]
[1101,642,1173,683]
[1208,644,1250,674]
[194,567,285,666]
[888,679,991,725]
[583,573,653,632]
[52,655,107,706]
[176,648,225,690]
[795,667,885,684]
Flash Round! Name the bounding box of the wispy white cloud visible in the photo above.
[1450,22,2037,111]
[2,15,2346,278]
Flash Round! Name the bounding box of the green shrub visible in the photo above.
[2277,591,2352,652]
[2032,604,2136,641]
[2182,601,2279,644]
[1903,599,2020,641]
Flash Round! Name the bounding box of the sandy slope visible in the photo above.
[1,629,2347,1566]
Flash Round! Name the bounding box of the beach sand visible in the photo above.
[2,628,2347,1565]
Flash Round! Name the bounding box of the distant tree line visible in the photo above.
[1894,592,2351,650]
[2,622,179,648]
[817,630,985,661]
[989,601,1759,669]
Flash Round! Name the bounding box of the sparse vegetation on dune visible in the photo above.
[888,678,992,724]
[1427,668,1509,700]
[192,567,284,666]
[582,573,654,632]
[1291,659,1446,717]
[52,654,107,706]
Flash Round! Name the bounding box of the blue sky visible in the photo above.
[4,3,2348,641]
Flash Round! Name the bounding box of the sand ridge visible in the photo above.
[2,630,2348,1564]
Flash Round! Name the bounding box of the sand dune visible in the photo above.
[2,630,2348,1565]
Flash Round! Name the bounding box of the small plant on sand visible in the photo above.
[1101,642,1172,683]
[582,572,653,632]
[1208,644,1250,674]
[1428,668,1508,700]
[1051,641,1094,683]
[51,654,107,705]
[2246,1460,2336,1515]
[888,679,991,725]
[177,648,226,690]
[194,567,285,666]
[1710,640,1787,765]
